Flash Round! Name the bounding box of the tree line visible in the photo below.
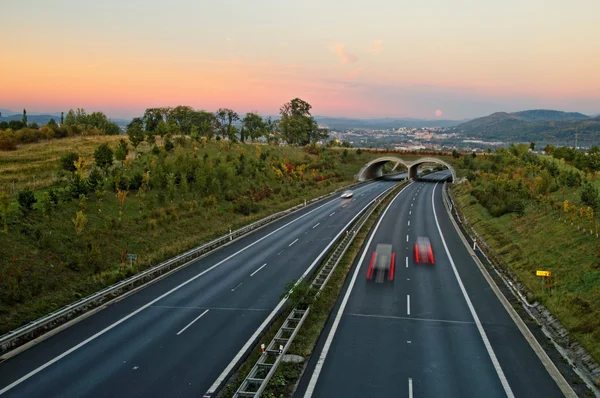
[0,98,330,151]
[128,98,329,147]
[0,108,121,150]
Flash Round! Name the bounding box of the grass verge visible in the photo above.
[451,183,600,365]
[218,181,407,398]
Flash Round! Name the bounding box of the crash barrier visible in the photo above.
[232,181,407,397]
[0,180,373,357]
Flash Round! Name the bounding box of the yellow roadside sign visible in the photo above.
[536,270,551,277]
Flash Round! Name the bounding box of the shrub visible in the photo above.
[580,182,599,209]
[86,167,103,190]
[234,197,261,216]
[130,172,144,190]
[94,143,114,173]
[60,152,79,173]
[0,134,18,151]
[17,190,37,215]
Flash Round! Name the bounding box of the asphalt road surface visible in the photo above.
[0,179,401,398]
[296,173,565,398]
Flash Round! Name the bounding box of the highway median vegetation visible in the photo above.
[451,143,600,365]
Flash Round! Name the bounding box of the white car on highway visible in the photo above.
[340,190,353,198]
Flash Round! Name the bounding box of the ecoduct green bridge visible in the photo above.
[356,156,456,182]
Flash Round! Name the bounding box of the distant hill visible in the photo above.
[511,109,589,122]
[0,109,130,127]
[314,116,466,130]
[0,109,19,116]
[0,114,59,125]
[456,109,600,146]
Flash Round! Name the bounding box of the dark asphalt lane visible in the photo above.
[0,180,398,398]
[296,176,565,398]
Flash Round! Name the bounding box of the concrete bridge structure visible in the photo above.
[356,156,456,182]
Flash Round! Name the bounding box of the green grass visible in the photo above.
[0,135,124,193]
[452,183,600,364]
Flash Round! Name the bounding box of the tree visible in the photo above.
[143,108,168,132]
[127,118,145,156]
[167,106,194,133]
[581,182,599,208]
[530,142,536,151]
[116,139,129,165]
[0,192,10,232]
[47,118,58,129]
[94,143,114,174]
[60,152,80,173]
[22,109,27,126]
[72,210,87,235]
[64,109,77,126]
[104,121,121,135]
[278,98,327,145]
[8,120,25,130]
[115,146,127,167]
[60,111,64,125]
[156,120,169,139]
[215,108,239,140]
[40,192,54,219]
[29,122,39,129]
[17,189,37,216]
[117,189,128,220]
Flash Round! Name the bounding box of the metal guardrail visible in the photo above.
[0,180,372,357]
[232,181,405,397]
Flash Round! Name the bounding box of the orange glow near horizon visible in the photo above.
[1,0,599,119]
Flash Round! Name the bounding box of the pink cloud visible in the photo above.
[329,43,358,65]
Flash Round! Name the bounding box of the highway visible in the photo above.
[0,179,399,398]
[296,173,567,398]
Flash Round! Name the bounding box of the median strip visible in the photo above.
[217,181,409,398]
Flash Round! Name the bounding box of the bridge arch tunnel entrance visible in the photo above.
[356,156,456,182]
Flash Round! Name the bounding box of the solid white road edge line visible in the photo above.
[289,239,299,247]
[250,263,267,277]
[176,310,209,336]
[0,182,369,396]
[431,182,514,397]
[303,183,412,397]
[206,182,404,396]
[441,184,577,397]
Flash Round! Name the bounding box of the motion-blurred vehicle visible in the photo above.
[340,190,353,198]
[414,236,434,264]
[367,243,395,282]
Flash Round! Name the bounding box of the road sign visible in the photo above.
[126,254,137,260]
[536,270,551,277]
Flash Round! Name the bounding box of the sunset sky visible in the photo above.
[1,0,599,119]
